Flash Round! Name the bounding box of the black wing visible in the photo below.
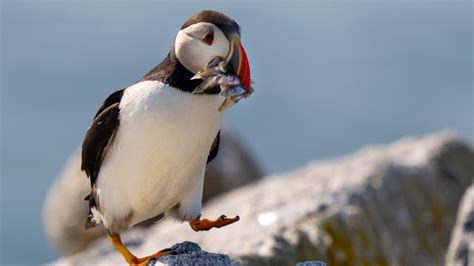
[207,131,220,163]
[81,89,124,186]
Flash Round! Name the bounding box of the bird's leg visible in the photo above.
[189,215,240,231]
[108,233,175,266]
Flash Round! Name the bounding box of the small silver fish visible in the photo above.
[192,76,220,94]
[221,85,246,98]
[218,75,241,88]
[192,56,253,111]
[218,87,253,111]
[192,73,242,95]
[191,57,228,81]
[192,57,228,94]
[219,98,237,111]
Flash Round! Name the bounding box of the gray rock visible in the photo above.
[445,185,474,266]
[52,131,474,265]
[154,242,232,266]
[43,124,263,255]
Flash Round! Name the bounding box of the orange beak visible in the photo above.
[226,35,252,93]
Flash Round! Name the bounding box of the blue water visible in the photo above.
[1,1,472,264]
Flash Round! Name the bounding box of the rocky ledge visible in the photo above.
[53,132,473,265]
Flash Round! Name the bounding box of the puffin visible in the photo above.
[80,10,252,265]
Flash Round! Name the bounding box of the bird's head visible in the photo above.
[174,10,252,92]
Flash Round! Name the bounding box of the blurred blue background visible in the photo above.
[1,0,472,264]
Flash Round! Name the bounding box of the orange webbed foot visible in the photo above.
[129,249,176,266]
[189,215,240,231]
[130,249,176,266]
[108,233,175,266]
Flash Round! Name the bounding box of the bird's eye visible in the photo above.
[202,29,214,45]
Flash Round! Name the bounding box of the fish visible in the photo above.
[191,56,254,111]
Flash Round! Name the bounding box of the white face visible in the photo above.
[175,22,230,74]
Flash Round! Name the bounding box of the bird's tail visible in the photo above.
[83,193,100,229]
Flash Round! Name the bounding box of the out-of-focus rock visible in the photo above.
[445,185,474,266]
[43,152,104,255]
[43,125,263,255]
[203,124,263,201]
[52,131,474,265]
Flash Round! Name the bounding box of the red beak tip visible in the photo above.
[238,43,252,93]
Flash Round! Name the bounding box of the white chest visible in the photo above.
[96,81,224,228]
